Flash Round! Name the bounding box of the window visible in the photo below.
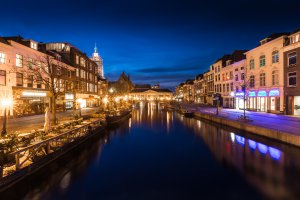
[241,67,244,70]
[30,42,37,50]
[75,55,79,64]
[235,68,238,72]
[241,73,245,80]
[260,73,266,86]
[16,73,23,86]
[272,70,279,85]
[80,57,85,67]
[288,52,297,66]
[68,70,72,78]
[218,66,220,72]
[27,58,34,69]
[230,83,233,91]
[250,75,255,88]
[223,84,225,92]
[226,83,229,92]
[218,74,220,81]
[215,75,217,82]
[16,54,23,67]
[0,52,6,64]
[230,71,233,79]
[27,75,33,87]
[260,55,266,67]
[76,69,79,77]
[236,86,239,92]
[0,70,6,85]
[37,76,42,88]
[272,51,279,63]
[250,59,254,69]
[56,66,61,75]
[235,74,238,81]
[288,72,296,87]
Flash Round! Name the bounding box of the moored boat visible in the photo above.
[105,109,132,128]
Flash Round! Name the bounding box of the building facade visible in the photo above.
[283,29,300,115]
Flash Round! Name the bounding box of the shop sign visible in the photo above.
[269,89,280,97]
[257,90,267,97]
[22,91,47,97]
[248,91,256,97]
[235,92,244,97]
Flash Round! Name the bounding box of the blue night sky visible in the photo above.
[1,0,300,89]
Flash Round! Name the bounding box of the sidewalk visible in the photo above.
[179,103,300,136]
[0,108,98,133]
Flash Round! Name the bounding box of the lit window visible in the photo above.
[288,52,297,66]
[75,55,79,64]
[0,52,6,64]
[272,51,279,63]
[16,54,23,67]
[288,72,296,87]
[241,73,245,80]
[30,42,37,50]
[260,55,266,67]
[27,75,33,87]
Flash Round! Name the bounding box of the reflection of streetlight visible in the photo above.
[109,88,114,94]
[1,98,12,136]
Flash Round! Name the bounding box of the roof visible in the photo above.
[0,37,10,45]
[130,88,172,93]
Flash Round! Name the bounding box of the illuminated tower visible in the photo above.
[91,43,104,78]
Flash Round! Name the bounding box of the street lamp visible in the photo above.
[1,98,12,136]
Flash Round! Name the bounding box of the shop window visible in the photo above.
[272,51,279,63]
[288,72,297,87]
[260,73,266,86]
[0,52,6,64]
[16,73,23,86]
[272,70,279,85]
[288,52,297,66]
[260,55,266,67]
[0,70,6,85]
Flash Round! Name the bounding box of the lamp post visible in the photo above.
[1,98,12,137]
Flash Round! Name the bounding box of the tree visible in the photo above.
[20,54,74,125]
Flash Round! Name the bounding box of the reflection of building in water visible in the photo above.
[177,115,300,200]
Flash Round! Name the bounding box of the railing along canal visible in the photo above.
[7,119,102,176]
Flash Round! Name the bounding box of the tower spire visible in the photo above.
[94,43,97,53]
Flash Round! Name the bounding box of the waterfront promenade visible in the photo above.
[178,102,300,146]
[0,108,97,133]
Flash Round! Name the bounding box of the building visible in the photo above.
[245,33,289,113]
[194,74,205,104]
[129,88,173,101]
[39,42,99,109]
[90,44,104,78]
[0,36,76,117]
[108,72,134,95]
[182,79,194,102]
[205,66,214,105]
[283,29,300,115]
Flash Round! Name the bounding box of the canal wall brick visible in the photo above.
[194,112,300,147]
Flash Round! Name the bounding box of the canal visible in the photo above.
[2,105,300,199]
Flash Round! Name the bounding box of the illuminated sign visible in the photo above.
[257,90,267,97]
[65,93,74,100]
[248,140,257,150]
[248,91,256,97]
[22,91,47,97]
[258,143,268,154]
[269,89,280,97]
[235,92,244,97]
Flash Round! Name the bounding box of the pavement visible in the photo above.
[179,103,300,136]
[0,108,98,133]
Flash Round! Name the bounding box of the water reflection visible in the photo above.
[177,113,300,200]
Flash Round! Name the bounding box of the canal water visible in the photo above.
[3,104,300,200]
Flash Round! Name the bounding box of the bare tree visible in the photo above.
[19,54,73,125]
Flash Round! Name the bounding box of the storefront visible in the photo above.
[235,92,245,110]
[293,96,300,115]
[248,91,256,110]
[13,88,49,116]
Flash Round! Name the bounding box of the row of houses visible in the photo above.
[0,36,108,117]
[175,28,300,116]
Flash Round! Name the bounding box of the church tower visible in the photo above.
[91,43,104,78]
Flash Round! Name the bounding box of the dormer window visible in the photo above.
[30,41,37,50]
[226,60,232,66]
